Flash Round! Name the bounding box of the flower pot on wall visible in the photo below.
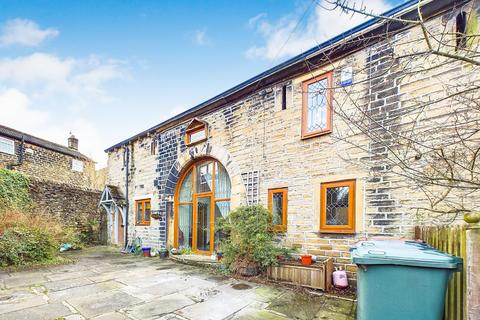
[464,212,480,224]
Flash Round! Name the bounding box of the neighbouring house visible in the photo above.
[103,0,479,279]
[0,124,106,241]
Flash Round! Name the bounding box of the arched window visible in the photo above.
[175,158,231,254]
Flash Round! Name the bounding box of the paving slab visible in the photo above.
[0,290,46,314]
[125,292,194,320]
[0,302,71,320]
[48,280,125,302]
[66,289,141,318]
[91,311,129,320]
[44,277,94,292]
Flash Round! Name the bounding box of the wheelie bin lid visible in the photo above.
[351,240,463,270]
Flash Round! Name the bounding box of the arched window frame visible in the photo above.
[174,158,231,254]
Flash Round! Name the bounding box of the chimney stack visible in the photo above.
[68,132,78,150]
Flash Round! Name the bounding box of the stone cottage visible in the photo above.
[104,0,479,278]
[0,124,104,240]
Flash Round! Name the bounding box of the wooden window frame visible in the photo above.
[185,125,207,146]
[320,180,355,234]
[135,198,151,226]
[301,71,333,139]
[268,188,288,232]
[174,158,231,255]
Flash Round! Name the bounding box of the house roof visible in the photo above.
[0,124,91,161]
[105,0,461,152]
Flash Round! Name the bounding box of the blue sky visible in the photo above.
[0,0,404,167]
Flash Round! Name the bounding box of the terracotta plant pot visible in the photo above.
[300,255,312,266]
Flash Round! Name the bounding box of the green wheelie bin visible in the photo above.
[352,240,462,320]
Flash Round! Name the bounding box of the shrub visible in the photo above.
[0,225,57,267]
[0,168,32,212]
[218,205,289,274]
[0,210,82,267]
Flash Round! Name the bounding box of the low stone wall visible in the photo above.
[29,178,106,244]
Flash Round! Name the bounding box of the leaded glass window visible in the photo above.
[302,72,333,138]
[268,188,288,232]
[320,180,355,233]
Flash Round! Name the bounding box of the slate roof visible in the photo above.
[0,124,91,160]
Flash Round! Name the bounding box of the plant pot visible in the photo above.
[159,251,168,258]
[276,255,286,262]
[216,253,223,261]
[239,266,259,277]
[300,255,312,266]
[464,212,480,224]
[142,247,151,257]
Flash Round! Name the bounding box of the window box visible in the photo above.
[267,257,334,291]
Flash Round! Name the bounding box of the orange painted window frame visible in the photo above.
[135,198,151,226]
[185,125,207,146]
[268,188,288,232]
[301,71,333,139]
[320,180,355,234]
[173,158,231,255]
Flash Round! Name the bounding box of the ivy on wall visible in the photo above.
[0,168,32,212]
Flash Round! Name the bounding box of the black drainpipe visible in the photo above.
[124,145,130,249]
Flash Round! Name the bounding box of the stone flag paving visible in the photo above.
[0,247,356,319]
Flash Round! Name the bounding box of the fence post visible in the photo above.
[466,224,480,320]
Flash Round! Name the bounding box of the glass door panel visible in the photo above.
[196,196,211,252]
[178,204,192,249]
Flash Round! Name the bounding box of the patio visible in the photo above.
[0,247,355,320]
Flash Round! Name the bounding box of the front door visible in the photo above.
[194,195,212,254]
[117,211,125,246]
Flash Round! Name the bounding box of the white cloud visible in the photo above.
[193,29,209,46]
[246,0,391,60]
[0,88,106,167]
[0,52,127,167]
[0,19,59,47]
[247,13,267,28]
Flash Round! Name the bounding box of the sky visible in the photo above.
[0,0,405,168]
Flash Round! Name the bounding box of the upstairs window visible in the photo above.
[136,198,151,226]
[302,72,333,139]
[320,180,355,234]
[268,188,288,232]
[150,141,156,155]
[0,136,14,155]
[185,118,208,145]
[72,159,84,172]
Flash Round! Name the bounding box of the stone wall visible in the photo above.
[0,139,97,190]
[29,178,106,244]
[106,7,480,279]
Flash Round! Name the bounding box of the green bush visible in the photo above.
[0,168,32,212]
[0,225,57,267]
[218,205,289,274]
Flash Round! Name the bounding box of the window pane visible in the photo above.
[326,186,349,225]
[145,201,151,221]
[178,204,193,249]
[214,201,230,249]
[214,162,231,199]
[272,192,283,225]
[0,137,14,155]
[137,202,143,223]
[307,78,328,132]
[189,129,206,143]
[196,197,211,251]
[179,169,193,202]
[196,161,213,193]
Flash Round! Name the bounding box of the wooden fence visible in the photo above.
[415,225,467,320]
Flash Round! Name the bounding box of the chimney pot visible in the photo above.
[68,132,78,150]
